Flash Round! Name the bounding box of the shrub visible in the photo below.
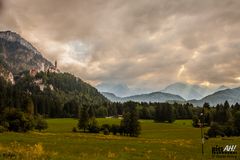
[72,127,77,132]
[96,107,108,118]
[192,115,199,127]
[0,125,6,133]
[101,124,110,131]
[222,126,234,137]
[1,121,9,129]
[35,116,48,132]
[103,128,110,135]
[111,124,120,135]
[2,108,35,132]
[88,118,100,133]
[207,122,225,137]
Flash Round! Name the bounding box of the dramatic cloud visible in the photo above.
[1,0,240,91]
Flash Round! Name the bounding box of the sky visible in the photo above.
[0,0,240,91]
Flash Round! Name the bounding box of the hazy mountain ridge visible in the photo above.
[102,91,185,103]
[102,84,240,106]
[161,82,228,100]
[189,87,240,106]
[96,82,151,97]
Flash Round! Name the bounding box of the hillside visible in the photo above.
[0,31,108,117]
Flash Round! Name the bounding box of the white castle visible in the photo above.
[29,60,60,77]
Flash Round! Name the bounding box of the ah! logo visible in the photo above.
[223,145,237,152]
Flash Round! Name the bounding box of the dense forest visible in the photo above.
[0,72,108,117]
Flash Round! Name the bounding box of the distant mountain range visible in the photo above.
[102,91,185,103]
[103,86,240,106]
[99,82,237,106]
[97,82,230,101]
[189,87,240,106]
[161,82,228,100]
[96,83,132,97]
[96,83,149,97]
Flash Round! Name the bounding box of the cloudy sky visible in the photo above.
[0,0,240,91]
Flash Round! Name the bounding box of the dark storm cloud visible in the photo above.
[1,0,240,89]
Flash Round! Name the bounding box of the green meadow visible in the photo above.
[0,118,240,160]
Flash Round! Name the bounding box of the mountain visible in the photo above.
[216,85,229,92]
[189,87,240,106]
[101,92,121,102]
[102,91,185,103]
[161,82,226,100]
[123,92,185,103]
[96,83,131,97]
[0,31,108,117]
[0,31,53,75]
[162,82,203,100]
[96,82,152,97]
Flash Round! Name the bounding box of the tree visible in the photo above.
[88,105,95,119]
[96,106,108,118]
[234,111,240,135]
[154,103,175,123]
[192,115,199,127]
[1,107,35,132]
[87,118,100,133]
[121,102,141,137]
[203,103,212,126]
[78,105,89,132]
[166,104,175,123]
[111,124,120,135]
[35,115,48,132]
[121,112,131,136]
[140,106,151,119]
[207,122,224,137]
[214,102,232,125]
[25,97,34,116]
[154,105,163,122]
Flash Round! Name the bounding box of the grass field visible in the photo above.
[0,118,240,160]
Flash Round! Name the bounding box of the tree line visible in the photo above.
[192,101,240,137]
[0,73,195,121]
[77,101,141,137]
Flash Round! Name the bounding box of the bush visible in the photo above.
[1,121,9,129]
[0,125,7,133]
[96,107,108,118]
[207,122,225,137]
[111,124,120,135]
[192,115,199,127]
[2,108,35,132]
[35,116,48,132]
[101,124,110,131]
[103,128,110,135]
[88,118,100,133]
[72,127,77,132]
